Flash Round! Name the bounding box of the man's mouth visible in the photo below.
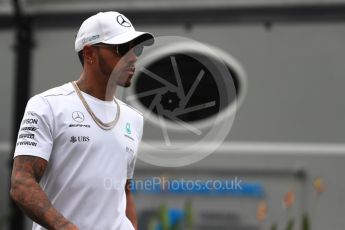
[124,66,135,74]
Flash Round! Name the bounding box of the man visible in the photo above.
[10,11,154,230]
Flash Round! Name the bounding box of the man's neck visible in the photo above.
[75,73,116,101]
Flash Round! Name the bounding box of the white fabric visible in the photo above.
[14,83,143,230]
[75,11,154,52]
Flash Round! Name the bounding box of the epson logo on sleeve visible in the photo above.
[18,134,35,139]
[22,118,38,125]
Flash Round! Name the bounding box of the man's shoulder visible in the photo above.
[27,83,74,107]
[116,99,143,118]
[38,83,74,99]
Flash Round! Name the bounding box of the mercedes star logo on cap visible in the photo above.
[72,111,85,123]
[116,15,131,27]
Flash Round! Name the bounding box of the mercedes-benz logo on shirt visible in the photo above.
[116,15,131,27]
[72,111,85,123]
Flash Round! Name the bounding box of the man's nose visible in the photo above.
[126,49,138,64]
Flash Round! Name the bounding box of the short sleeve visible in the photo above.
[127,155,137,179]
[127,115,144,179]
[14,95,54,161]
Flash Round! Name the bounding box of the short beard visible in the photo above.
[98,53,112,78]
[123,81,131,87]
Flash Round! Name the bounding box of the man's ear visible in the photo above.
[83,45,96,65]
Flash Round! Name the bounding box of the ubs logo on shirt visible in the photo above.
[70,136,90,143]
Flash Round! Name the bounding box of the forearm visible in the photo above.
[126,193,138,230]
[10,176,74,230]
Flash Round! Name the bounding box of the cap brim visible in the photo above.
[103,31,154,46]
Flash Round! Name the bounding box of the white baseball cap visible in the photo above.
[75,11,154,52]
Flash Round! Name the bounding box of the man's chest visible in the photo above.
[51,105,140,162]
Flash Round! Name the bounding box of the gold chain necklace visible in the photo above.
[71,81,120,130]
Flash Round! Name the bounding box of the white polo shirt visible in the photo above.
[14,83,143,230]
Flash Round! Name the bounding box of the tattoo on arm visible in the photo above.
[15,155,46,181]
[10,156,76,230]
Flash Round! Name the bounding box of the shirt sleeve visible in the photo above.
[127,115,144,179]
[14,95,54,161]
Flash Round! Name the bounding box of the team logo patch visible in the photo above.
[124,122,134,141]
[116,15,131,27]
[72,111,85,123]
[126,122,131,135]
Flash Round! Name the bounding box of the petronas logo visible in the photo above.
[126,122,131,135]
